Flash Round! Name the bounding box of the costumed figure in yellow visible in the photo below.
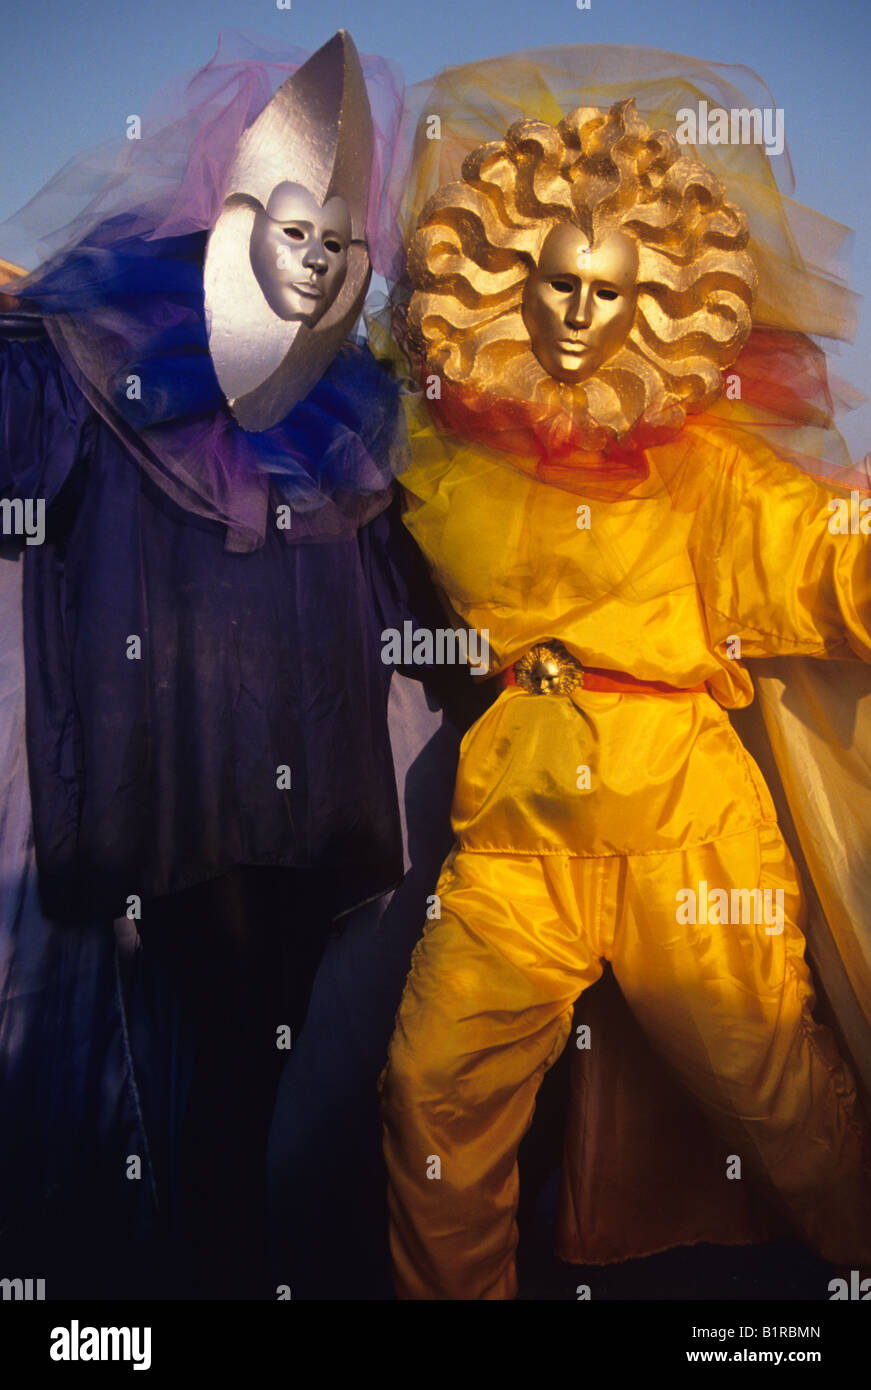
[378,46,871,1299]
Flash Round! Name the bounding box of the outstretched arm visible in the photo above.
[692,424,871,664]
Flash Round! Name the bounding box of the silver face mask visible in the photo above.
[203,31,373,432]
[249,183,352,326]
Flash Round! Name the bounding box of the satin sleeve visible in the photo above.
[0,329,93,512]
[692,430,871,663]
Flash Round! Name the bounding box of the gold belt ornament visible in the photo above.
[513,640,584,696]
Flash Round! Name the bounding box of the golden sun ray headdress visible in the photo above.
[408,97,757,448]
[383,43,859,477]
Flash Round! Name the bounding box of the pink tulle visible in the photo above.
[1,29,407,281]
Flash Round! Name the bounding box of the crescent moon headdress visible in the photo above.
[1,31,405,549]
[204,30,375,431]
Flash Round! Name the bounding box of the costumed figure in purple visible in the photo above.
[0,30,462,1299]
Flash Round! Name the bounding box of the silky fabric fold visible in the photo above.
[381,828,871,1299]
[380,401,871,1296]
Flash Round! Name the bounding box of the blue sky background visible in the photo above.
[1,0,868,453]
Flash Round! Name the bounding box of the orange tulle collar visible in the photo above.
[420,329,844,500]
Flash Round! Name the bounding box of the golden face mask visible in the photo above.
[407,98,758,446]
[521,224,639,384]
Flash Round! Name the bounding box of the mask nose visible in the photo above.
[566,285,593,330]
[302,244,328,276]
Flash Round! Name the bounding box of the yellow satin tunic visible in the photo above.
[400,411,871,860]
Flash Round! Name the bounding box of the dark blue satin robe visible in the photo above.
[0,319,475,1296]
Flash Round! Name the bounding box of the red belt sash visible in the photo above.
[498,663,707,696]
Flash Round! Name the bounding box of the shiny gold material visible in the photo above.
[513,640,583,695]
[521,225,639,384]
[407,98,757,447]
[0,258,25,285]
[0,258,24,310]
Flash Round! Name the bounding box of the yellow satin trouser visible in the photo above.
[379,823,871,1299]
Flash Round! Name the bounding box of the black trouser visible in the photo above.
[137,867,328,1299]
